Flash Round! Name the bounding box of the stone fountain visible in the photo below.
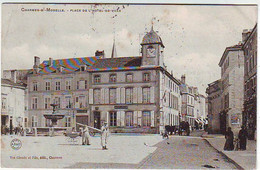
[44,103,65,136]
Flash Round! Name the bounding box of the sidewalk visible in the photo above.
[202,132,256,170]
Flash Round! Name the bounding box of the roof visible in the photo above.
[38,56,101,74]
[1,78,26,88]
[88,56,142,71]
[218,44,242,66]
[141,27,164,47]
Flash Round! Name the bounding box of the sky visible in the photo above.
[1,3,257,95]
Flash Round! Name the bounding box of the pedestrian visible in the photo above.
[224,127,234,151]
[238,126,248,150]
[101,122,109,150]
[185,121,190,136]
[82,126,91,145]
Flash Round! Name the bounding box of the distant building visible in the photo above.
[218,44,244,134]
[242,24,257,140]
[26,27,182,134]
[206,79,222,134]
[179,75,206,127]
[1,78,26,131]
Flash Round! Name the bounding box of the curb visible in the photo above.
[203,138,244,170]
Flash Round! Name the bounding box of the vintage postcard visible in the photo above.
[1,2,257,169]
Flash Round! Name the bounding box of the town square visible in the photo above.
[1,3,257,169]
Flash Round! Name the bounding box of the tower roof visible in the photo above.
[141,26,164,47]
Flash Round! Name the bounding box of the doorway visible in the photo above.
[94,111,101,129]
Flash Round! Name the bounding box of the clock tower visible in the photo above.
[141,26,165,67]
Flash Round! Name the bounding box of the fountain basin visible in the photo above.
[43,114,65,126]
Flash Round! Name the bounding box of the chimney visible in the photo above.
[171,70,173,76]
[49,58,53,67]
[181,75,186,84]
[194,87,198,94]
[33,56,40,67]
[95,50,105,58]
[11,70,17,83]
[242,29,251,43]
[33,56,40,74]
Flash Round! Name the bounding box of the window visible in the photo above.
[31,116,37,127]
[32,97,38,109]
[65,117,71,127]
[65,80,71,90]
[65,96,72,108]
[80,66,86,71]
[55,81,61,91]
[33,82,38,91]
[77,80,85,90]
[1,97,6,110]
[142,87,150,103]
[143,73,150,82]
[54,97,61,108]
[45,81,50,91]
[24,118,28,127]
[109,88,117,104]
[93,89,101,104]
[143,111,151,127]
[79,96,85,108]
[109,111,117,126]
[94,75,101,84]
[85,80,88,89]
[125,88,133,104]
[125,111,133,127]
[126,73,133,82]
[44,97,51,109]
[110,74,117,83]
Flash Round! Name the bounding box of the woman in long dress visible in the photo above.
[224,127,234,151]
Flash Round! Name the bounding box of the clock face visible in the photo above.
[147,47,156,57]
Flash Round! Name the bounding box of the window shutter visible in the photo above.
[133,87,138,103]
[116,88,121,103]
[138,111,142,126]
[121,111,125,127]
[138,87,142,103]
[104,88,109,104]
[100,88,105,104]
[89,89,93,104]
[151,111,155,127]
[117,111,121,126]
[121,87,125,103]
[150,86,155,103]
[106,112,109,123]
[134,111,138,126]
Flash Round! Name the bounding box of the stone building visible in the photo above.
[242,24,257,140]
[218,44,244,134]
[1,78,26,131]
[26,27,181,133]
[206,79,222,134]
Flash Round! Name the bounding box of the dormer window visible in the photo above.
[143,73,150,82]
[109,74,117,83]
[80,65,86,71]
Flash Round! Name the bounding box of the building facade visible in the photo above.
[206,79,222,134]
[218,45,244,134]
[26,27,182,133]
[179,75,206,127]
[242,24,257,140]
[1,78,26,131]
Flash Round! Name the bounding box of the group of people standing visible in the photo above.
[81,122,109,150]
[224,126,248,151]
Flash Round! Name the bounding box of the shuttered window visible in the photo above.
[109,88,116,104]
[110,111,117,126]
[125,88,133,104]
